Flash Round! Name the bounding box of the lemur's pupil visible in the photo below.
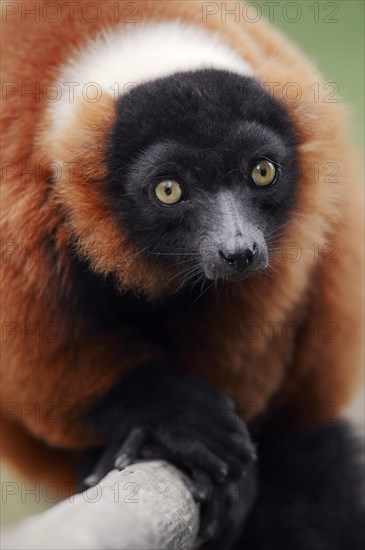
[165,188,172,195]
[260,169,267,177]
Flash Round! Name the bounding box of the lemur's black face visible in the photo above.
[107,70,298,283]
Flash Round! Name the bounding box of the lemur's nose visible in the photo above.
[218,242,258,272]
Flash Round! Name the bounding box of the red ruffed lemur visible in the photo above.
[1,1,364,548]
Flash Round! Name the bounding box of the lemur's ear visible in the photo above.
[40,92,115,179]
[36,92,176,301]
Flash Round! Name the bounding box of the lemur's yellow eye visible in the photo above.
[251,161,276,187]
[155,180,182,205]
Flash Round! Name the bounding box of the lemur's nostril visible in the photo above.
[219,249,236,265]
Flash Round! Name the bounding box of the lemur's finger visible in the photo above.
[114,427,146,470]
[191,468,213,502]
[83,443,119,487]
[199,484,224,541]
[157,432,229,483]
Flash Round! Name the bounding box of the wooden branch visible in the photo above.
[1,460,200,550]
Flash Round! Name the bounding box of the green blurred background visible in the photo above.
[260,0,364,148]
[1,0,364,529]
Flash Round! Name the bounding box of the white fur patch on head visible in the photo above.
[48,21,253,134]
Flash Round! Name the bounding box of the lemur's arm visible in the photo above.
[239,420,364,550]
[1,257,257,549]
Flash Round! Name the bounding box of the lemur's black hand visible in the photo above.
[81,363,257,546]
